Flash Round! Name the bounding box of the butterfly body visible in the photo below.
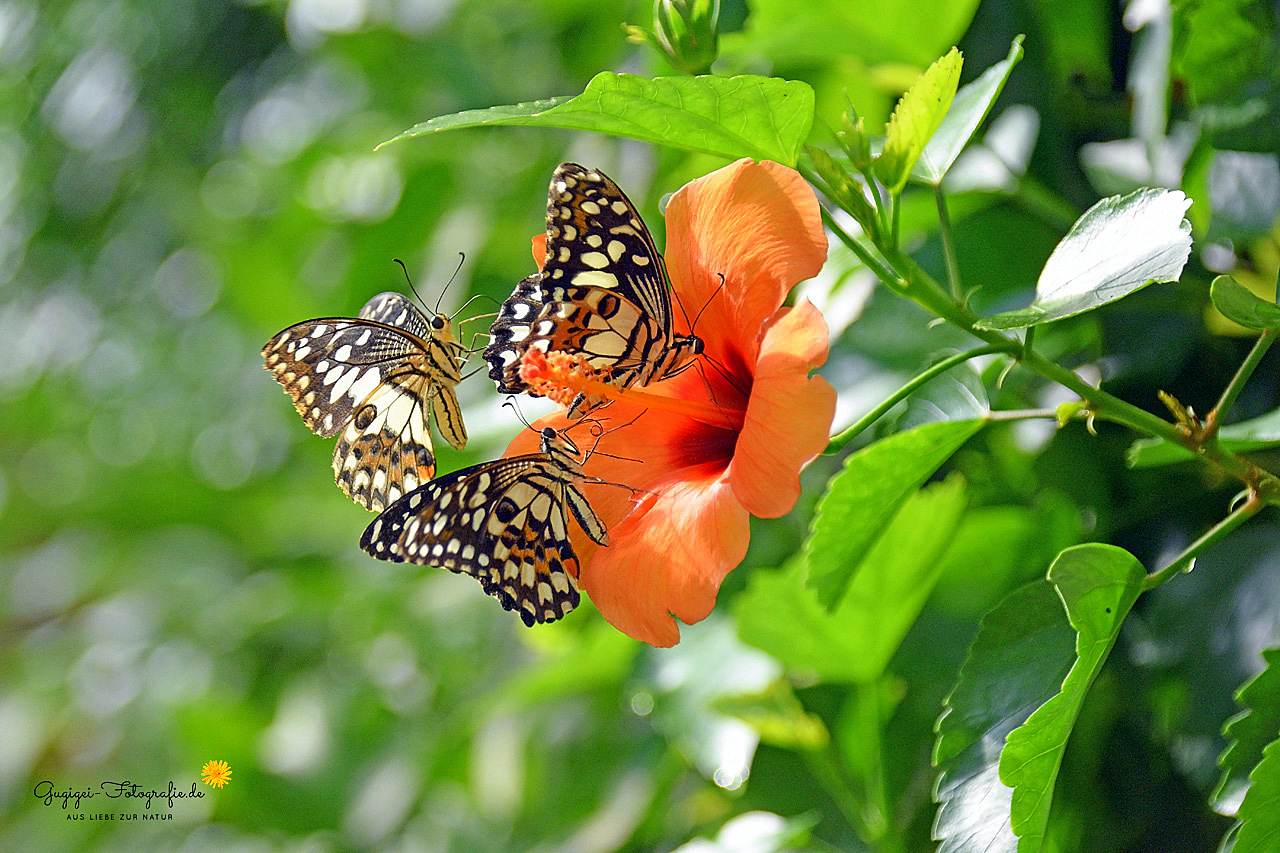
[360,426,607,626]
[484,164,702,404]
[263,292,467,512]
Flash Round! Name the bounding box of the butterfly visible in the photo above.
[262,291,467,513]
[483,163,703,407]
[359,425,610,626]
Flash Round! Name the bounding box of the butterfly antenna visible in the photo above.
[502,396,536,432]
[582,474,656,498]
[435,252,467,315]
[689,359,739,430]
[670,275,697,334]
[691,272,727,334]
[698,349,749,398]
[393,258,430,311]
[449,292,501,323]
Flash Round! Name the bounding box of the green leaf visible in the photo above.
[1233,735,1280,853]
[738,476,968,682]
[1211,274,1280,330]
[805,420,983,609]
[931,499,1082,617]
[1214,648,1280,814]
[932,581,1077,853]
[914,36,1025,184]
[876,48,963,194]
[378,72,815,166]
[730,0,979,66]
[999,545,1146,851]
[1173,0,1280,150]
[976,188,1193,330]
[1127,405,1280,468]
[711,680,830,750]
[888,360,989,432]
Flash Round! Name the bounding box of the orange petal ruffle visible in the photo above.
[664,158,827,372]
[729,299,836,519]
[580,463,750,647]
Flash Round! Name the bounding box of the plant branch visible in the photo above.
[1015,348,1185,443]
[1017,346,1278,491]
[812,170,1280,499]
[861,168,891,239]
[890,191,901,249]
[825,344,1012,454]
[984,407,1060,421]
[819,206,901,291]
[1143,494,1264,591]
[935,184,963,298]
[886,251,1009,347]
[1204,327,1279,439]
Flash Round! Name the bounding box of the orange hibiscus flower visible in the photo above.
[505,158,834,647]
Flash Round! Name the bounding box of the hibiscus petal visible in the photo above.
[580,464,750,647]
[730,300,836,519]
[531,234,547,270]
[664,159,827,370]
[501,404,725,579]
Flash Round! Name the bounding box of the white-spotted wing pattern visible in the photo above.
[359,426,608,626]
[263,292,467,512]
[484,163,703,403]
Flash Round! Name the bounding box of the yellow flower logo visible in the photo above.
[201,760,232,789]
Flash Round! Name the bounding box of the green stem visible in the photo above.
[804,748,876,844]
[984,407,1060,422]
[1206,328,1279,438]
[1016,348,1184,443]
[807,163,1280,500]
[935,184,963,299]
[887,251,1008,346]
[819,206,902,292]
[890,192,901,249]
[1017,346,1275,490]
[825,344,1011,454]
[862,168,891,240]
[1143,495,1264,591]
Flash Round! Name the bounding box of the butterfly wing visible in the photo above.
[484,163,694,397]
[358,292,469,451]
[358,291,433,337]
[263,294,466,511]
[541,162,672,324]
[483,274,547,393]
[360,454,593,626]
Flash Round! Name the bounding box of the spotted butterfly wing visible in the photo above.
[360,427,608,626]
[484,163,702,398]
[263,292,467,512]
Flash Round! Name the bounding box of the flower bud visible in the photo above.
[836,109,873,173]
[808,146,879,242]
[627,0,720,75]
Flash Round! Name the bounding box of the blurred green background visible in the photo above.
[3,0,1280,850]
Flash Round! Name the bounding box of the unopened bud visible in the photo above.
[627,0,720,75]
[837,110,873,173]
